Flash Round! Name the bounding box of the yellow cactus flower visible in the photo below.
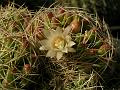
[40,26,75,60]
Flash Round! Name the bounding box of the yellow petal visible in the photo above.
[56,52,63,60]
[46,50,56,58]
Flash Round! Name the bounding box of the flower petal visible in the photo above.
[46,50,56,58]
[65,35,71,42]
[68,41,76,47]
[55,27,63,33]
[39,46,47,50]
[40,40,48,46]
[63,25,72,35]
[68,48,76,52]
[40,39,51,49]
[43,29,50,38]
[56,52,63,60]
[62,48,68,53]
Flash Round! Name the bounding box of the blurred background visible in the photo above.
[0,0,120,89]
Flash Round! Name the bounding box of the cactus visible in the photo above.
[0,3,114,90]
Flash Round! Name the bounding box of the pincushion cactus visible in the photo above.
[0,3,114,90]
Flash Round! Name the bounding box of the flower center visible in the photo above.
[53,36,66,49]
